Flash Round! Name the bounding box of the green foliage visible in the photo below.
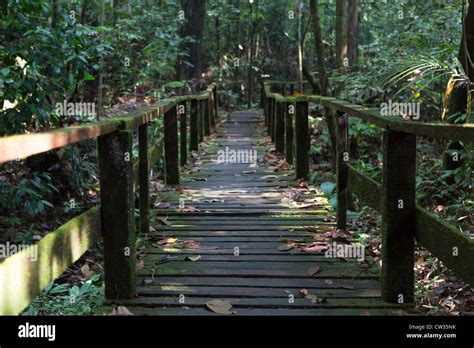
[0,0,110,135]
[22,274,104,316]
[0,172,58,216]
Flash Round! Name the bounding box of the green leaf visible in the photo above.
[320,182,336,196]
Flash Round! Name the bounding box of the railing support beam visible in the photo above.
[190,99,199,151]
[294,100,309,180]
[381,130,416,304]
[285,101,294,165]
[98,129,136,299]
[275,101,285,154]
[337,112,348,230]
[164,106,179,185]
[179,102,187,166]
[138,122,149,236]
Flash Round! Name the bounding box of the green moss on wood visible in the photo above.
[415,205,474,286]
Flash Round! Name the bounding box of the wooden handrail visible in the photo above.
[262,80,473,305]
[0,82,219,313]
[264,82,474,144]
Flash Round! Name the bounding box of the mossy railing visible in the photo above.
[0,83,218,314]
[262,80,473,305]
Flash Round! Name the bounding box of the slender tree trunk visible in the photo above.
[443,0,473,177]
[335,0,348,69]
[216,16,221,69]
[179,0,207,79]
[247,0,259,108]
[310,0,338,172]
[347,0,358,67]
[296,0,304,93]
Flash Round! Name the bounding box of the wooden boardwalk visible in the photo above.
[108,109,413,316]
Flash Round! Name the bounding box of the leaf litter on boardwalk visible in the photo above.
[205,300,236,315]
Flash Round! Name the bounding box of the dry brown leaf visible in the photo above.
[136,259,145,269]
[157,217,171,226]
[106,306,134,316]
[175,185,186,194]
[205,300,235,315]
[80,264,94,278]
[307,266,321,276]
[278,243,295,251]
[156,237,178,246]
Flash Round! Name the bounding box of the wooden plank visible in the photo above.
[115,296,406,309]
[136,276,381,288]
[137,268,378,278]
[101,306,411,316]
[136,286,381,298]
[0,207,101,315]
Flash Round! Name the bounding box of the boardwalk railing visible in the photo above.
[0,83,218,315]
[262,80,474,304]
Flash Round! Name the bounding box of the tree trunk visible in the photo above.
[443,1,473,178]
[247,0,259,108]
[310,0,338,172]
[296,0,304,93]
[335,0,348,69]
[179,0,207,79]
[347,0,358,67]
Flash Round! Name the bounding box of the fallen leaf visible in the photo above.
[81,264,94,278]
[157,217,171,226]
[136,260,145,269]
[307,266,321,276]
[180,206,198,212]
[156,237,178,246]
[325,279,334,285]
[303,244,328,252]
[300,288,324,303]
[175,185,186,194]
[106,306,134,316]
[205,300,235,315]
[142,278,154,285]
[278,243,295,251]
[186,255,201,262]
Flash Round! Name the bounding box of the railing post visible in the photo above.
[268,97,274,139]
[198,99,204,143]
[179,102,187,166]
[213,85,218,119]
[98,128,136,299]
[138,123,149,236]
[294,99,309,180]
[210,92,216,129]
[381,130,416,304]
[337,112,348,230]
[164,105,179,185]
[204,97,211,136]
[190,99,199,151]
[275,100,285,154]
[285,101,294,165]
